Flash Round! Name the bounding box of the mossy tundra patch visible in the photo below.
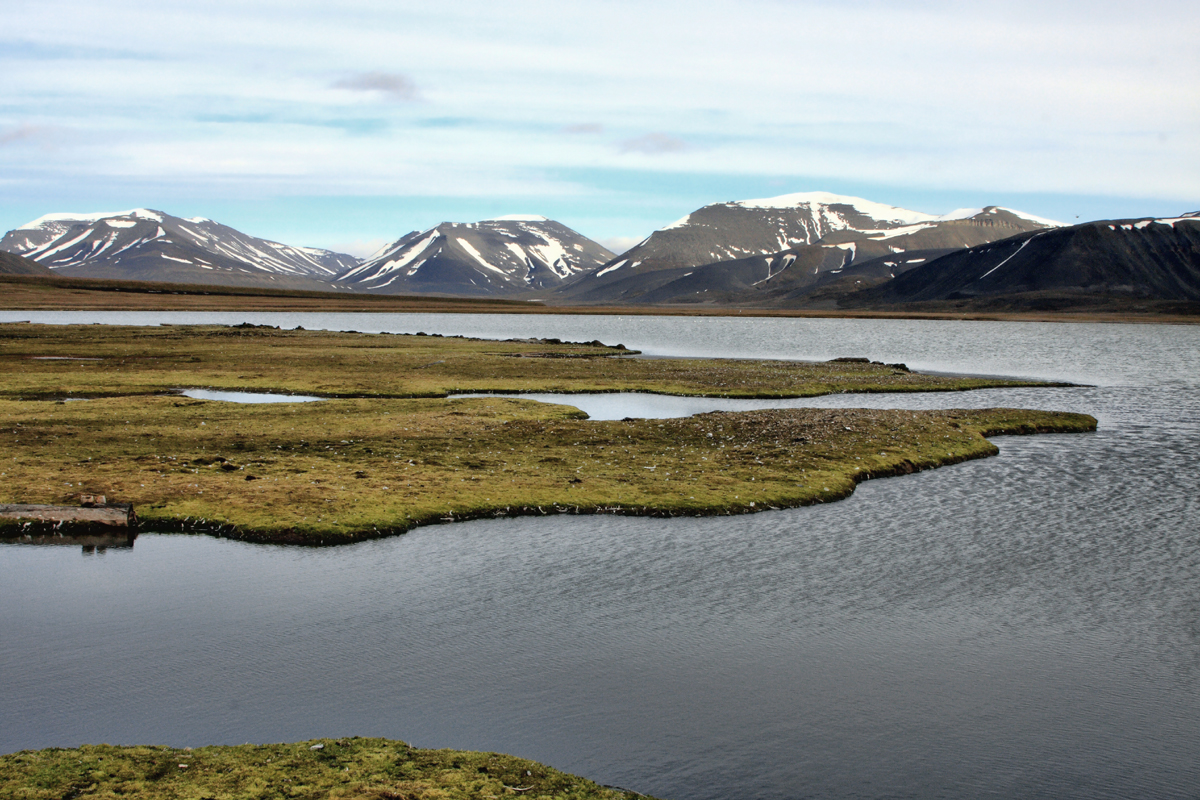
[0,737,653,800]
[0,324,1094,544]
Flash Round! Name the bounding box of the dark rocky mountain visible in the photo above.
[848,215,1200,309]
[0,249,55,276]
[0,209,359,290]
[560,193,1058,306]
[337,216,613,296]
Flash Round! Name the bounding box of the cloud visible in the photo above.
[0,124,50,146]
[2,0,1197,238]
[561,123,604,135]
[619,132,688,155]
[331,71,419,101]
[598,235,642,255]
[324,238,390,259]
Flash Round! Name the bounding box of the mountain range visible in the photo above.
[560,193,1059,305]
[3,196,1197,313]
[846,214,1200,311]
[0,209,359,291]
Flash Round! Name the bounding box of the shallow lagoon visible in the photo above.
[3,314,1199,799]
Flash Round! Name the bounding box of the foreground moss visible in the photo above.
[0,737,650,800]
[0,392,1095,544]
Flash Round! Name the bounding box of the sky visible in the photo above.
[1,0,1197,257]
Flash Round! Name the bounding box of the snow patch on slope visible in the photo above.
[991,207,1064,227]
[596,259,628,278]
[18,209,155,230]
[343,232,439,279]
[457,237,508,275]
[732,192,935,225]
[660,213,693,231]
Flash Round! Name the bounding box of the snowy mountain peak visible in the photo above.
[485,214,549,222]
[17,208,166,231]
[731,191,937,226]
[724,194,1066,229]
[569,192,1064,298]
[985,207,1065,227]
[337,216,613,296]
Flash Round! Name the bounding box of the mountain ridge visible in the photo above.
[1,209,359,291]
[337,217,614,296]
[7,194,1194,312]
[559,194,1059,305]
[844,215,1200,309]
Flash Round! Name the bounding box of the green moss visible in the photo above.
[0,324,1095,544]
[0,323,1064,401]
[0,393,1095,544]
[0,738,651,800]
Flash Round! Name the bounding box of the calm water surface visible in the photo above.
[2,314,1199,799]
[8,309,1197,385]
[180,388,323,404]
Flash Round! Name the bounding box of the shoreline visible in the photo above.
[1,324,1096,546]
[0,738,654,800]
[2,274,1196,324]
[1,403,1096,547]
[138,411,1090,547]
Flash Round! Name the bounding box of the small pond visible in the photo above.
[179,389,323,404]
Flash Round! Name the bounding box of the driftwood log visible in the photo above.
[0,501,137,537]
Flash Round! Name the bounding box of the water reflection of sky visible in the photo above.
[449,384,1107,421]
[180,389,322,404]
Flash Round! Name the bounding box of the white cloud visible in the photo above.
[331,71,420,102]
[1,0,1197,233]
[324,238,389,259]
[598,235,642,255]
[619,133,688,155]
[0,124,54,146]
[561,123,604,135]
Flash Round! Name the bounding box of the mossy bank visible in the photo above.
[0,324,1095,544]
[0,738,652,800]
[0,323,1066,401]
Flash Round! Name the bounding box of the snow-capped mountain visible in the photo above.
[0,209,359,289]
[560,192,1060,303]
[856,214,1200,307]
[337,216,614,295]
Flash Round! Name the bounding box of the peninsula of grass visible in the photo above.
[0,323,1095,544]
[0,323,1065,400]
[0,737,651,800]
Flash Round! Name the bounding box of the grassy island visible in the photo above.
[0,323,1095,544]
[0,738,651,800]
